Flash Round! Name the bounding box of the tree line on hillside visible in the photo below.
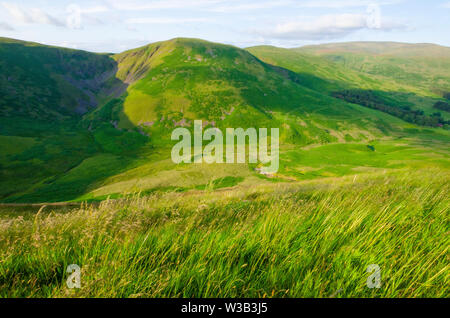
[332,90,449,129]
[433,101,450,112]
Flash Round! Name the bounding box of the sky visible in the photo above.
[0,0,449,53]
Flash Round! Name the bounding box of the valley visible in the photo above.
[0,37,449,203]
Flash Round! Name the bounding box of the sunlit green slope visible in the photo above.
[89,38,392,134]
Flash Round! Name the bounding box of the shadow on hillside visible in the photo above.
[0,41,128,119]
[332,89,449,128]
[0,44,151,203]
[265,56,449,128]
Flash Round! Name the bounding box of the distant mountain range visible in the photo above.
[0,37,449,203]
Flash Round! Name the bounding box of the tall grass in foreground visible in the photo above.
[0,169,448,298]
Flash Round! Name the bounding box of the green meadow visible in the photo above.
[0,37,448,298]
[0,169,448,297]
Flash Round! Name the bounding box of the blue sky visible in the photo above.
[0,0,449,52]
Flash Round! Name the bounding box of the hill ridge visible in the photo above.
[0,36,449,203]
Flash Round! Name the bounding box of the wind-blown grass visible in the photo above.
[0,169,448,298]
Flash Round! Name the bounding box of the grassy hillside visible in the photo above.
[297,42,450,95]
[0,38,132,202]
[89,38,386,133]
[248,42,450,124]
[246,45,393,93]
[0,38,449,204]
[0,37,125,121]
[1,169,448,297]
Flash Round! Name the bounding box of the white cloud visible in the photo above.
[209,0,293,12]
[80,5,110,14]
[442,1,450,8]
[125,17,211,24]
[66,4,83,29]
[1,2,65,27]
[0,21,14,31]
[105,0,224,11]
[257,13,406,40]
[294,0,404,8]
[0,2,109,30]
[66,4,107,30]
[207,0,403,12]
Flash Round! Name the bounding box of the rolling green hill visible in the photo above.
[0,37,126,122]
[88,38,401,144]
[248,43,450,121]
[0,37,130,202]
[294,42,450,96]
[0,38,449,203]
[246,45,389,93]
[297,42,450,94]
